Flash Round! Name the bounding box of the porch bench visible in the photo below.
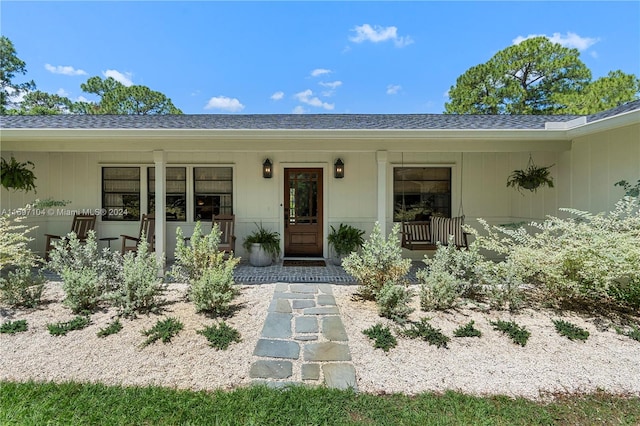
[401,218,469,251]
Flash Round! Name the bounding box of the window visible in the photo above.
[102,167,140,221]
[193,167,233,220]
[148,167,186,221]
[393,167,451,221]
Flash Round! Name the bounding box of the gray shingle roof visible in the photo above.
[2,100,638,131]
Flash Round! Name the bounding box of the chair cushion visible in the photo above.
[430,216,466,246]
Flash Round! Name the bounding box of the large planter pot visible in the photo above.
[248,243,273,267]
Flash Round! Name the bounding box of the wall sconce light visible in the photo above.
[263,158,272,178]
[334,158,344,179]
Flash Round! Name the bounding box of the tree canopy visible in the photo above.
[0,37,182,115]
[445,36,640,115]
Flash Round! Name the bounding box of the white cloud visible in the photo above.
[56,88,70,97]
[75,95,91,103]
[386,84,401,95]
[513,32,599,51]
[292,105,307,114]
[349,24,414,47]
[294,89,334,110]
[271,91,284,101]
[204,96,245,112]
[311,68,332,77]
[103,69,133,86]
[45,64,87,76]
[319,81,342,90]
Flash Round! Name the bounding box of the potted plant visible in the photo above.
[242,223,281,267]
[507,156,554,193]
[1,156,37,193]
[327,223,365,265]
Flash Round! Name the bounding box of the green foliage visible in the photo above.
[0,215,38,271]
[552,319,589,341]
[173,222,228,282]
[417,239,487,311]
[558,70,640,115]
[453,321,482,338]
[0,319,28,334]
[0,156,36,193]
[402,317,450,348]
[242,223,281,258]
[108,239,165,318]
[0,36,36,114]
[615,179,640,198]
[75,76,182,115]
[362,323,397,352]
[190,265,239,315]
[12,90,72,115]
[616,324,640,343]
[97,319,123,338]
[327,223,365,256]
[490,320,530,347]
[506,157,554,193]
[376,282,414,323]
[0,265,45,307]
[342,222,412,301]
[141,317,184,347]
[47,315,91,336]
[48,231,121,313]
[197,321,241,350]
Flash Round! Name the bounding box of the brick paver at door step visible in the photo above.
[249,283,358,390]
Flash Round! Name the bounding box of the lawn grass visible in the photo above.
[1,381,639,425]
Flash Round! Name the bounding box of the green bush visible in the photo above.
[47,315,91,336]
[47,231,121,313]
[108,239,165,318]
[0,214,38,271]
[197,321,241,350]
[417,239,487,311]
[0,319,28,334]
[552,319,589,341]
[342,222,411,301]
[453,320,482,338]
[362,323,397,352]
[376,282,414,323]
[190,264,239,315]
[0,265,45,307]
[173,222,224,282]
[97,319,123,338]
[490,319,530,347]
[141,317,183,347]
[402,318,450,348]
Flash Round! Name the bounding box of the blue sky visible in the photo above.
[2,1,639,114]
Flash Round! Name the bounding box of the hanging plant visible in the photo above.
[1,156,37,193]
[507,155,554,193]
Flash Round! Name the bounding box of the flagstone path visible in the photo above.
[249,283,357,390]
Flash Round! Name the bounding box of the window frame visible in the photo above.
[392,166,453,222]
[101,166,142,221]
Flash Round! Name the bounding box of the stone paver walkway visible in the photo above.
[249,283,357,390]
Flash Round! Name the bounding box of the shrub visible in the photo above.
[0,265,45,307]
[190,264,240,315]
[0,319,28,334]
[490,319,530,347]
[47,315,91,336]
[552,319,589,341]
[0,214,38,271]
[97,319,123,338]
[172,222,224,282]
[615,324,640,343]
[376,282,414,323]
[197,321,241,350]
[453,320,482,338]
[47,231,121,313]
[402,317,450,348]
[362,323,397,352]
[141,317,183,347]
[417,239,488,311]
[108,239,165,318]
[342,222,412,301]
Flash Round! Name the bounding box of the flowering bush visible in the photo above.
[0,214,38,271]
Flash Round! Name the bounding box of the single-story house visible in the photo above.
[1,100,639,262]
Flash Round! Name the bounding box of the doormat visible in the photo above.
[282,260,326,267]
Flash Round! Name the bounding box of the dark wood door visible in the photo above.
[284,168,323,257]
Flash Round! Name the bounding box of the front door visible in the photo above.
[284,168,323,257]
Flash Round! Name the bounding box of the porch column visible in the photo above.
[376,150,388,235]
[153,150,166,271]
